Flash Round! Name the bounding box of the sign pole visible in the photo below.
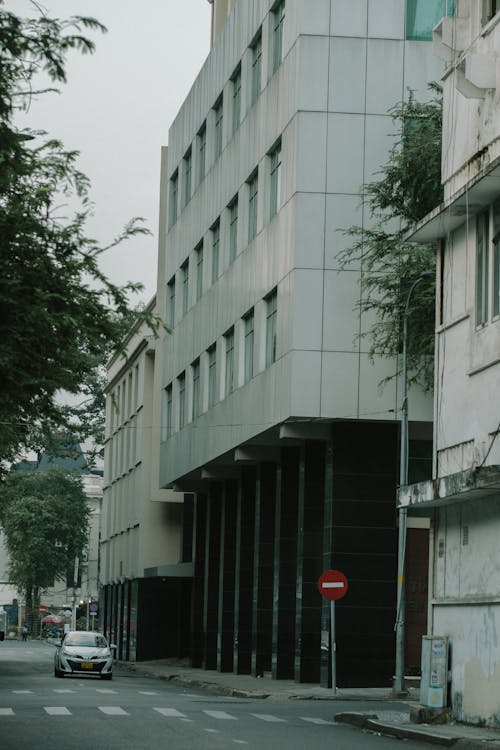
[330,599,336,695]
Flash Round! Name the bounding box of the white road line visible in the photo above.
[251,713,286,723]
[44,707,72,716]
[203,728,220,733]
[12,690,32,694]
[96,689,117,694]
[0,708,14,715]
[139,691,159,695]
[53,689,75,693]
[203,710,237,720]
[300,717,335,725]
[233,741,249,745]
[98,706,129,716]
[154,708,188,718]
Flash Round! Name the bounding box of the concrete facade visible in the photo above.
[155,0,443,686]
[403,0,500,725]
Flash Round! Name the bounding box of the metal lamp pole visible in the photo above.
[394,271,433,695]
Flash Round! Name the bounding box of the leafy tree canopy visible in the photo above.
[0,2,159,472]
[338,85,443,392]
[0,467,90,623]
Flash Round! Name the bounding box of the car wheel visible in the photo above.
[54,667,64,678]
[101,673,112,681]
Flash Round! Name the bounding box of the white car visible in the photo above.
[54,631,114,680]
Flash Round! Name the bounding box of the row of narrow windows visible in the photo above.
[168,0,285,229]
[162,289,277,441]
[166,138,281,327]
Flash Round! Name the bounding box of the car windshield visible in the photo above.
[64,633,108,648]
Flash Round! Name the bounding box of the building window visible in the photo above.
[169,170,178,228]
[195,241,204,301]
[476,209,489,327]
[211,219,220,284]
[178,372,186,429]
[250,30,262,105]
[493,200,500,318]
[231,65,241,135]
[265,289,277,367]
[197,122,206,186]
[406,0,455,41]
[271,1,285,74]
[229,196,238,263]
[269,139,282,219]
[181,259,189,316]
[248,170,258,243]
[214,96,223,160]
[244,309,254,383]
[191,359,201,420]
[483,0,499,25]
[208,344,217,408]
[225,327,235,396]
[164,385,172,440]
[167,276,175,327]
[182,148,192,208]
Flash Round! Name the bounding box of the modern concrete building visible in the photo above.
[403,0,500,725]
[154,0,445,686]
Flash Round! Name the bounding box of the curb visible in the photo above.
[335,713,500,749]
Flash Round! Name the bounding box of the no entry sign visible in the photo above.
[317,569,348,601]
[38,605,48,615]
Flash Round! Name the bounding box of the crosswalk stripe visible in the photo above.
[251,713,286,723]
[98,706,128,716]
[300,717,334,725]
[96,689,116,694]
[154,708,187,718]
[203,710,237,720]
[53,689,75,693]
[139,691,159,695]
[12,690,32,694]
[44,707,71,716]
[0,708,14,715]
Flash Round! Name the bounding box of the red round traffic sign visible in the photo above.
[317,569,348,601]
[38,605,48,614]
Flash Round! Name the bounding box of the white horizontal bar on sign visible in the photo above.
[322,582,344,588]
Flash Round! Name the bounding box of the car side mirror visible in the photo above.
[110,644,117,651]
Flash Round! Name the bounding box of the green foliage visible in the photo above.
[339,86,443,392]
[0,468,90,596]
[0,2,161,471]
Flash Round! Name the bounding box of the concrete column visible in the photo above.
[251,462,277,677]
[203,482,222,669]
[233,465,256,674]
[217,480,237,672]
[190,494,207,667]
[272,447,300,679]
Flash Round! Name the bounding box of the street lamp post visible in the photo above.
[394,271,433,695]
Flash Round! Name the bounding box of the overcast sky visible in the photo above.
[10,0,212,302]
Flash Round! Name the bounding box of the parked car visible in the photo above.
[54,631,115,680]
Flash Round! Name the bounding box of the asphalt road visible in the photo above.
[0,639,427,750]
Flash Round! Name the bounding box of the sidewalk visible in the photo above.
[116,658,500,749]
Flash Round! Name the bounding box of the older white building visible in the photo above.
[403,0,500,725]
[156,0,444,686]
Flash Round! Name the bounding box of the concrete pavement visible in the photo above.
[116,658,500,749]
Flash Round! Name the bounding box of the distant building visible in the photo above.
[153,0,444,686]
[403,0,500,725]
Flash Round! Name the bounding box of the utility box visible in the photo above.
[420,636,449,708]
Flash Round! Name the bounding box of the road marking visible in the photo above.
[154,708,187,718]
[203,728,220,733]
[96,689,117,694]
[12,690,32,694]
[300,717,334,725]
[251,713,286,722]
[203,710,237,720]
[0,708,14,715]
[53,689,75,693]
[233,741,249,745]
[98,706,128,716]
[139,691,159,695]
[44,707,71,716]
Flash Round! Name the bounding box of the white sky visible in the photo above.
[9,0,212,302]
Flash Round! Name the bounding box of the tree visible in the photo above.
[0,467,90,633]
[0,3,159,472]
[338,86,443,392]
